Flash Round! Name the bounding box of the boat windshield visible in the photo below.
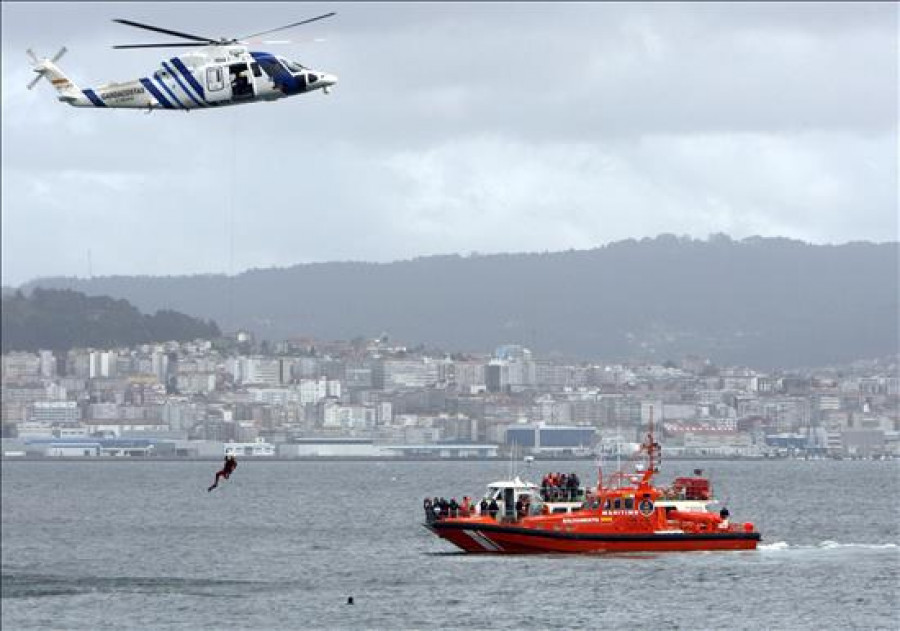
[486,487,504,500]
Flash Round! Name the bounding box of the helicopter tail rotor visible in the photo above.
[26,46,68,89]
[26,47,79,98]
[51,46,68,63]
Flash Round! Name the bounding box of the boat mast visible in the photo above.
[640,405,660,485]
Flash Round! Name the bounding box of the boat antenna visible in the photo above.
[596,438,604,492]
[615,408,621,485]
[640,405,660,485]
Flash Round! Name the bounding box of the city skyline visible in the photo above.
[2,333,897,461]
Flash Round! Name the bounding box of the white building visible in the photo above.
[375,359,440,389]
[38,350,57,378]
[299,377,337,404]
[2,352,40,380]
[176,372,217,394]
[279,438,386,458]
[244,357,282,386]
[321,402,375,429]
[90,351,118,379]
[29,401,80,424]
[82,420,169,437]
[452,361,487,389]
[224,438,275,457]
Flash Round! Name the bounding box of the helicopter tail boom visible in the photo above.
[26,48,89,105]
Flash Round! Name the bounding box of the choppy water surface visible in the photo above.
[2,459,898,629]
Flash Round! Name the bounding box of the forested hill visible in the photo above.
[1,288,220,352]
[23,236,899,367]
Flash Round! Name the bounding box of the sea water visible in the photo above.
[2,459,898,629]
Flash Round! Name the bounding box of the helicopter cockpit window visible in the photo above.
[256,58,286,80]
[283,60,306,73]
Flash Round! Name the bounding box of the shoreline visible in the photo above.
[2,455,887,463]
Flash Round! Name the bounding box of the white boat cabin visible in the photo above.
[480,477,583,520]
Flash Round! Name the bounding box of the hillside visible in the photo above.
[23,236,899,367]
[1,288,221,352]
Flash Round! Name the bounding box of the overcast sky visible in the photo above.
[2,2,897,286]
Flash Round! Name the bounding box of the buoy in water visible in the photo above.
[347,596,354,605]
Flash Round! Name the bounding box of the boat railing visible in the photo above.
[425,499,587,523]
[538,488,587,503]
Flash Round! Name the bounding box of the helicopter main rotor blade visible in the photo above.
[241,37,327,46]
[240,12,335,41]
[113,42,210,49]
[113,18,216,44]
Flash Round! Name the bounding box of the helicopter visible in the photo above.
[26,12,338,111]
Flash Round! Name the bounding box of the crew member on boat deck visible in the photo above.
[488,498,500,519]
[461,496,471,516]
[515,498,524,519]
[480,498,489,516]
[567,473,580,501]
[719,507,730,528]
[449,498,459,517]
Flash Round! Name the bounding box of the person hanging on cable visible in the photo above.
[208,454,238,492]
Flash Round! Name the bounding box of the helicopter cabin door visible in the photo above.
[228,63,255,101]
[204,65,231,103]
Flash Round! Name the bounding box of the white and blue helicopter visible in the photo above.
[27,12,338,111]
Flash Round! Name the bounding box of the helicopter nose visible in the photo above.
[320,73,338,87]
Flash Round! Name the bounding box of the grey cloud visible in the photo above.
[1,2,896,286]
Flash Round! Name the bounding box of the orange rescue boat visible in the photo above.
[424,415,760,554]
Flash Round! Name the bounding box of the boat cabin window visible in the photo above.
[551,507,569,514]
[251,62,262,78]
[613,498,622,510]
[624,498,634,510]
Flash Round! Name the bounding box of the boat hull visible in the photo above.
[427,521,761,554]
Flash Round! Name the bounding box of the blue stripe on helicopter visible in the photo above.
[82,89,106,107]
[170,57,207,101]
[139,78,174,109]
[154,73,184,109]
[162,61,204,107]
[250,51,302,95]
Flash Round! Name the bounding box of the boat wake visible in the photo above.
[759,541,898,552]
